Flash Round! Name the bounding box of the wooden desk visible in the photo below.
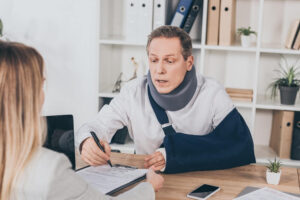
[76,152,300,200]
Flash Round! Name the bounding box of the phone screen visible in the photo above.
[187,184,220,199]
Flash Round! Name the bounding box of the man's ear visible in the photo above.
[186,55,194,71]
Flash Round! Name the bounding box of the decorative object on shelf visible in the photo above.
[112,57,141,93]
[266,157,281,185]
[112,73,123,93]
[268,56,300,105]
[237,26,257,47]
[225,88,253,102]
[128,57,139,81]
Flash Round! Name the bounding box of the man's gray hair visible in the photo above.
[146,25,193,60]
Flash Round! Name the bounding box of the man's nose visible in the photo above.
[156,61,165,74]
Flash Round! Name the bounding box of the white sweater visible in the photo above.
[76,73,234,156]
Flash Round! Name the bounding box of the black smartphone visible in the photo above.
[187,184,220,200]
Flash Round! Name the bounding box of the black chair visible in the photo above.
[43,115,75,169]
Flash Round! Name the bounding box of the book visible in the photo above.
[227,93,253,99]
[292,26,300,50]
[230,96,252,102]
[225,88,253,95]
[206,0,221,45]
[285,20,300,49]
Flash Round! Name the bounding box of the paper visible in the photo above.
[76,165,148,194]
[234,187,300,200]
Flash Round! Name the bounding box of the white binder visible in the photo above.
[138,0,153,42]
[153,0,168,30]
[125,0,138,41]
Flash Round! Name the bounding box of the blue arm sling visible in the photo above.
[148,87,256,174]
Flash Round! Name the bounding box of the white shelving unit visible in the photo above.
[98,0,300,166]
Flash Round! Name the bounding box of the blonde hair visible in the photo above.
[0,41,45,200]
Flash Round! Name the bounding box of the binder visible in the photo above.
[138,0,153,42]
[206,0,221,45]
[291,112,300,160]
[125,0,138,41]
[270,110,294,159]
[153,0,168,29]
[285,20,300,49]
[219,0,236,46]
[292,23,300,50]
[182,0,204,33]
[170,0,194,28]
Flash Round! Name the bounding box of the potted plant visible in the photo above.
[268,56,300,105]
[0,19,3,38]
[237,26,257,47]
[266,157,281,185]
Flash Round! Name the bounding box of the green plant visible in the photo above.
[266,157,281,173]
[0,19,3,37]
[237,26,257,36]
[268,56,300,98]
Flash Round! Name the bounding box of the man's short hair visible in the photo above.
[146,25,192,60]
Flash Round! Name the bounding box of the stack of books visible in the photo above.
[285,19,300,50]
[225,88,253,102]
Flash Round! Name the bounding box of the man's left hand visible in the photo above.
[144,151,166,171]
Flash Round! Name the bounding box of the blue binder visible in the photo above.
[183,0,203,33]
[170,0,194,28]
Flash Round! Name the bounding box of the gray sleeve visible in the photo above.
[47,155,155,200]
[75,83,133,149]
[211,88,235,129]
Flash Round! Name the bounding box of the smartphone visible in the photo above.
[187,184,220,200]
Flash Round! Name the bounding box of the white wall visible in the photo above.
[0,0,99,131]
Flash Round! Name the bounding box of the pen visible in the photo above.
[90,131,113,167]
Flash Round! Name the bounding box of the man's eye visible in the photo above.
[166,60,173,64]
[151,59,157,63]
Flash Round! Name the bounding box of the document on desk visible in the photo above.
[76,165,148,195]
[234,187,300,200]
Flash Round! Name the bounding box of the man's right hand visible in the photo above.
[80,137,111,166]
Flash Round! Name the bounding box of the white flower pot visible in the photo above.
[241,35,252,47]
[266,169,281,185]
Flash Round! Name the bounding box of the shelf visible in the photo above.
[204,44,257,52]
[99,85,118,98]
[256,95,300,111]
[233,101,254,109]
[255,145,300,168]
[100,36,146,46]
[260,43,300,55]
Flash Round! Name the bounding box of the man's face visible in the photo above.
[148,37,193,94]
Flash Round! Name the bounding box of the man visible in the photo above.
[77,26,255,173]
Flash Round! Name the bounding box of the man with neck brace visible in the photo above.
[77,26,256,173]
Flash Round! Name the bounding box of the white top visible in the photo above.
[76,73,235,155]
[12,147,154,200]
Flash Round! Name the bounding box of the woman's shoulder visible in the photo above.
[14,148,72,198]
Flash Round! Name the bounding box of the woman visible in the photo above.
[0,40,163,200]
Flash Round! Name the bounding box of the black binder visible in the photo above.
[182,0,204,33]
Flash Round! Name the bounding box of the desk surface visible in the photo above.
[76,152,300,200]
